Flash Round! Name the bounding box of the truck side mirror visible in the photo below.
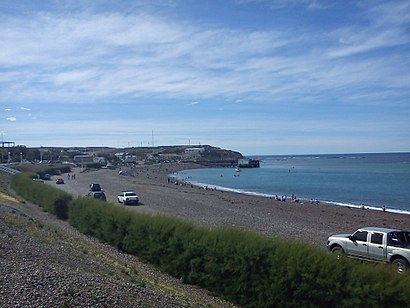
[348,235,355,241]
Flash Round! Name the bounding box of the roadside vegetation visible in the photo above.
[12,172,72,220]
[11,170,410,307]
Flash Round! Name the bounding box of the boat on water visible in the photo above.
[235,167,241,172]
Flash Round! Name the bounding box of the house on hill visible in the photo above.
[184,147,205,155]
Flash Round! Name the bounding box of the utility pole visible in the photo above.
[151,130,154,148]
[1,132,3,163]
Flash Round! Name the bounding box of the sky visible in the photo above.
[1,0,409,155]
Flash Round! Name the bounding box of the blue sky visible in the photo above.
[1,0,409,155]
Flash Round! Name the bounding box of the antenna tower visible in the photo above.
[151,130,154,148]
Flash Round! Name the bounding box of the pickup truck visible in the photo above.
[327,227,410,274]
[117,191,139,205]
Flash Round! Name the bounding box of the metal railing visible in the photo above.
[0,165,20,174]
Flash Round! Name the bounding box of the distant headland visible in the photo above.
[1,144,259,168]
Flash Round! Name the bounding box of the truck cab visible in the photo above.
[343,228,386,261]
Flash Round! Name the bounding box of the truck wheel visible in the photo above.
[392,258,409,275]
[331,246,344,258]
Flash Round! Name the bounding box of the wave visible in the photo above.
[319,201,410,215]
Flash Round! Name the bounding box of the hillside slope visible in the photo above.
[0,173,234,307]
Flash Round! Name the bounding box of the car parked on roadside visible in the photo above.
[327,227,410,274]
[86,191,107,201]
[117,191,139,205]
[56,178,65,184]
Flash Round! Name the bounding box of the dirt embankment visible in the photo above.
[0,171,235,307]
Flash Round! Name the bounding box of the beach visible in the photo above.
[55,163,410,247]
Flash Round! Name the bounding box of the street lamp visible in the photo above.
[20,152,22,164]
[1,131,3,163]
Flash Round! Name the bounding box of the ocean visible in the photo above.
[173,152,410,214]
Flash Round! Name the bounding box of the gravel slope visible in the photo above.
[0,171,235,307]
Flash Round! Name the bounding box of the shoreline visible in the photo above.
[173,178,410,216]
[53,162,410,247]
[171,167,410,216]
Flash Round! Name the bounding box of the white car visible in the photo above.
[117,191,139,205]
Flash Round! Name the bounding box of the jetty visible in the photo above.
[237,158,260,168]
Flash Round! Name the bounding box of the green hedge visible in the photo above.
[68,197,132,249]
[68,198,410,307]
[12,172,410,307]
[11,173,72,220]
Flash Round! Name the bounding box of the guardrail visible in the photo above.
[0,165,20,174]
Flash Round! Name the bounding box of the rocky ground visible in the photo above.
[53,164,410,247]
[0,171,235,307]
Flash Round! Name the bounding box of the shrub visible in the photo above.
[68,197,133,249]
[11,173,72,220]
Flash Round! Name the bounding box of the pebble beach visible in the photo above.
[56,163,410,247]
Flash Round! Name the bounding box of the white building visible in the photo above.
[184,147,205,155]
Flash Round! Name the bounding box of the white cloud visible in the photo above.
[0,11,289,103]
[369,1,410,27]
[236,0,332,10]
[327,28,409,58]
[20,107,31,111]
[6,117,16,122]
[0,5,408,108]
[327,1,410,58]
[5,108,11,111]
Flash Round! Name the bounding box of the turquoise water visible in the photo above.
[173,153,410,214]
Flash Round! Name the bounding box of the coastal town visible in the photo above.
[1,142,259,169]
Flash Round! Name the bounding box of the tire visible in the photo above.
[331,246,344,259]
[392,258,409,275]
